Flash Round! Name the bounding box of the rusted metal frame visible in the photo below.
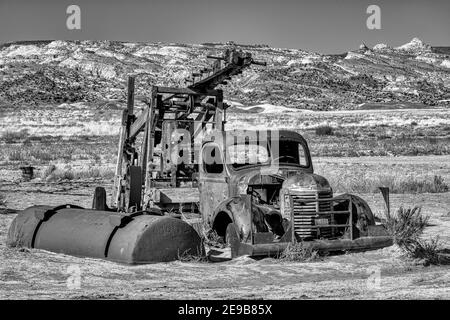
[291,197,339,203]
[143,90,157,209]
[114,76,136,209]
[112,109,128,208]
[156,86,220,96]
[170,112,178,188]
[315,211,349,215]
[331,197,336,237]
[315,191,320,237]
[298,224,352,229]
[139,109,150,183]
[348,196,353,240]
[189,62,247,91]
[247,193,255,246]
[223,102,227,129]
[129,107,148,139]
[214,89,224,130]
[130,97,220,139]
[379,187,390,216]
[126,76,135,134]
[247,236,394,257]
[289,190,295,243]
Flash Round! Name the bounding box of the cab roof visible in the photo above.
[203,129,308,146]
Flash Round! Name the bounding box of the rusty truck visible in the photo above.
[7,48,393,263]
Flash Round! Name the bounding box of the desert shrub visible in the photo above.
[1,130,29,143]
[315,125,334,136]
[277,241,320,262]
[383,206,429,246]
[431,175,449,192]
[405,237,444,266]
[383,206,444,265]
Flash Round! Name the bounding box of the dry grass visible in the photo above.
[41,164,115,181]
[277,241,320,262]
[1,129,29,143]
[228,108,450,157]
[330,174,448,194]
[315,158,450,194]
[202,228,226,249]
[0,193,6,207]
[0,135,118,164]
[177,247,207,263]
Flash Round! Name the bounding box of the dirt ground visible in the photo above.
[1,175,449,299]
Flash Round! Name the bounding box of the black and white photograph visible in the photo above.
[0,0,449,305]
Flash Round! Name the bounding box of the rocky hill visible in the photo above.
[0,38,449,111]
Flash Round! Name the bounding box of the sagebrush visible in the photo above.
[383,206,444,265]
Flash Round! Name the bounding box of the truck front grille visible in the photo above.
[291,190,333,240]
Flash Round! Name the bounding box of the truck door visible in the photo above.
[199,142,229,224]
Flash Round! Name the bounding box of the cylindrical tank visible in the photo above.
[7,205,204,264]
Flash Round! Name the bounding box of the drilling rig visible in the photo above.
[111,48,266,215]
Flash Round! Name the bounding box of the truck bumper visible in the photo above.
[235,236,394,257]
[226,223,394,258]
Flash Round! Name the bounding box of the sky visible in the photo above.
[0,0,449,53]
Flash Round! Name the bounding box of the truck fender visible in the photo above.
[211,196,252,241]
[334,193,375,237]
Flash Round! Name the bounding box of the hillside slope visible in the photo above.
[0,38,449,111]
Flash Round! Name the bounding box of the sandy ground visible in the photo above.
[0,178,449,300]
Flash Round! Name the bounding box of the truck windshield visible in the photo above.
[227,140,308,169]
[227,144,270,168]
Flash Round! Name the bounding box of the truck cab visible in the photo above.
[198,129,391,257]
[199,129,318,240]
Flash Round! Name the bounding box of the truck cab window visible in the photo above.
[274,140,308,167]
